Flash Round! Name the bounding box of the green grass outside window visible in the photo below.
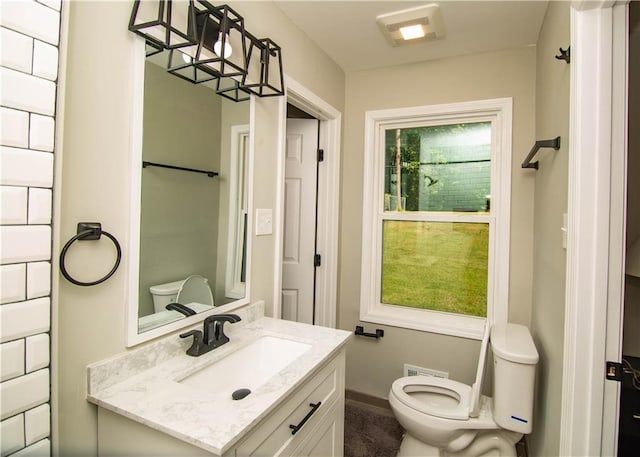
[381,221,488,317]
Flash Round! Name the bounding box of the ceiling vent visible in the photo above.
[376,4,446,47]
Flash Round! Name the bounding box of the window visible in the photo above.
[360,99,512,339]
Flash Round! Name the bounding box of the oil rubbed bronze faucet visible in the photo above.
[179,314,241,357]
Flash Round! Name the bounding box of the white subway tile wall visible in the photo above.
[24,404,50,446]
[32,41,59,82]
[0,187,28,225]
[0,28,34,74]
[0,68,56,116]
[27,188,52,225]
[26,262,51,300]
[0,265,27,305]
[0,148,55,188]
[0,108,29,148]
[25,334,49,373]
[0,0,60,455]
[0,415,25,456]
[0,369,50,420]
[0,340,25,382]
[11,438,50,457]
[29,115,54,152]
[0,226,52,264]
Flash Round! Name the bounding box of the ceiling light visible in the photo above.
[377,4,446,47]
[399,24,426,41]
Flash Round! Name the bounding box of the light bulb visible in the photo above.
[180,52,191,64]
[213,32,232,58]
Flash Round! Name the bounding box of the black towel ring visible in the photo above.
[60,222,122,287]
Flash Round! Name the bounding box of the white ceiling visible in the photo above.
[274,1,549,72]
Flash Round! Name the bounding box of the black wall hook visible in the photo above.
[555,47,570,64]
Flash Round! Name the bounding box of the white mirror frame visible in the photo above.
[126,37,254,347]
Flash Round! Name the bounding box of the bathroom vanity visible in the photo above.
[87,308,351,456]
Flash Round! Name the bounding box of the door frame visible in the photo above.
[561,1,629,455]
[273,76,342,327]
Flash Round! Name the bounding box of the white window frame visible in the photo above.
[225,124,249,299]
[360,98,512,340]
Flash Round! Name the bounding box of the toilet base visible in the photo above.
[397,433,441,456]
[397,431,521,457]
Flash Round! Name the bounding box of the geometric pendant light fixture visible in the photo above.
[129,0,285,102]
[192,4,247,80]
[128,0,198,50]
[243,38,284,98]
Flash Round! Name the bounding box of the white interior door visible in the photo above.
[282,118,319,324]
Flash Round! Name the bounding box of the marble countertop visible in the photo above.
[87,313,352,455]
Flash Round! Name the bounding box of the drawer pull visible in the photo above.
[289,402,322,435]
[633,414,640,420]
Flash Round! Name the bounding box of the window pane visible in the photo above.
[381,221,488,317]
[384,122,491,213]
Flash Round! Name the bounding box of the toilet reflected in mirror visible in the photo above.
[139,275,215,332]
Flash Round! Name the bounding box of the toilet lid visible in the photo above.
[391,376,472,420]
[176,275,214,307]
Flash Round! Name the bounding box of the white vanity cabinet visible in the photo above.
[96,349,346,457]
[233,350,345,456]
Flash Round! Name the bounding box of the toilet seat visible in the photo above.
[391,376,472,420]
[176,275,214,307]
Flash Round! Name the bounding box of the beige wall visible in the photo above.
[226,1,345,113]
[55,1,344,454]
[340,47,536,397]
[56,2,136,453]
[528,2,570,456]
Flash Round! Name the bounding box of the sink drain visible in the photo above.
[232,388,251,400]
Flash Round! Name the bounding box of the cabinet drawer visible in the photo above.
[235,350,345,457]
[291,400,345,457]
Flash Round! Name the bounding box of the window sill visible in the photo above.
[360,305,486,340]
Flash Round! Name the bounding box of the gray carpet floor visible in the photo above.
[344,398,404,457]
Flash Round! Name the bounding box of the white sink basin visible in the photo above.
[179,336,311,397]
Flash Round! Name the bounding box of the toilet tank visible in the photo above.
[149,279,183,313]
[490,323,539,434]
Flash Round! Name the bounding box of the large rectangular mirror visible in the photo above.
[128,43,252,345]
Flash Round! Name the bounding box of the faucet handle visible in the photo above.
[180,329,203,357]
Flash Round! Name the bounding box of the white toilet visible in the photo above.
[149,274,214,313]
[389,323,538,457]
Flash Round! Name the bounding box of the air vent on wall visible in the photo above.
[404,363,449,378]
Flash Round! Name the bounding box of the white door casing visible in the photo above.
[281,119,319,324]
[561,2,629,455]
[273,76,342,328]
